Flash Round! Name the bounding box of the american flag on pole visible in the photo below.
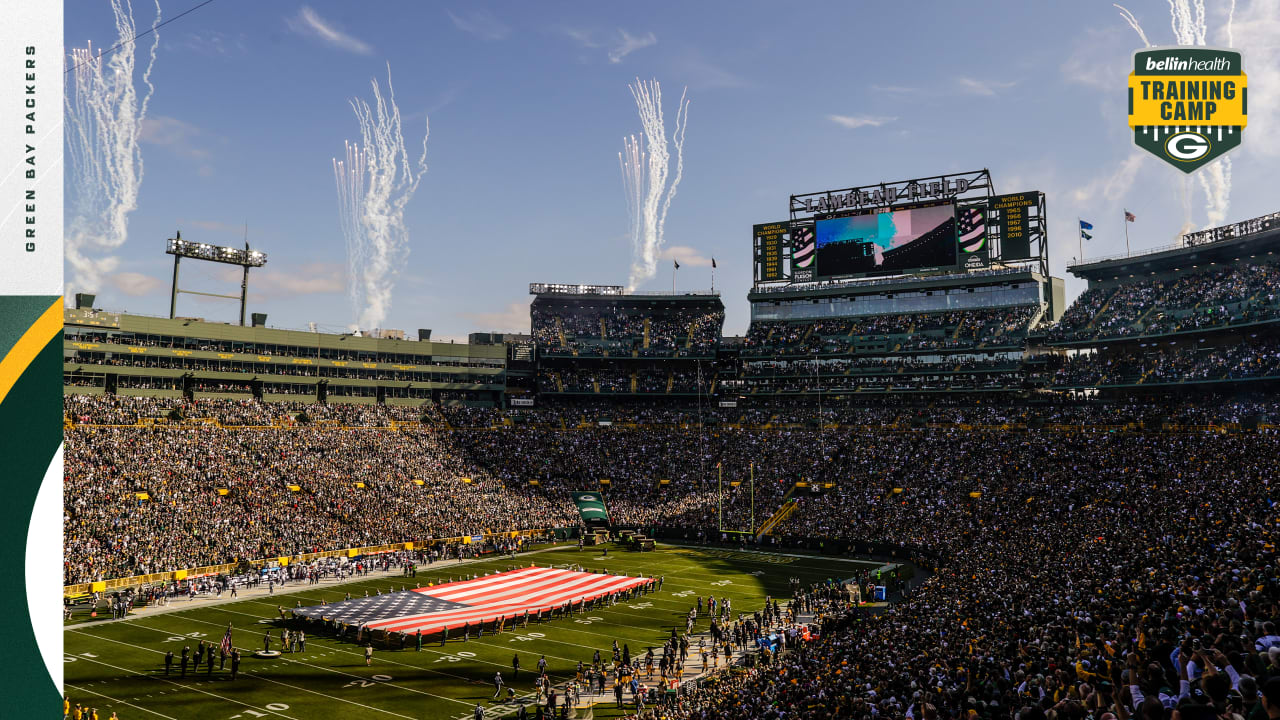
[1125,210,1137,222]
[219,623,233,655]
[294,566,651,636]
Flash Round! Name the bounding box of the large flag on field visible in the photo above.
[293,566,648,636]
[571,490,610,524]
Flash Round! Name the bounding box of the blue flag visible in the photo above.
[1079,220,1094,230]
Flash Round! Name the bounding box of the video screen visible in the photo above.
[814,203,957,277]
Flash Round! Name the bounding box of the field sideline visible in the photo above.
[64,544,882,720]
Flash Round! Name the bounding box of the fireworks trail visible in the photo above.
[1114,4,1152,45]
[64,0,161,295]
[332,63,428,331]
[619,78,689,291]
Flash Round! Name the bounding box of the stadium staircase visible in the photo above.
[599,317,607,338]
[665,372,674,393]
[592,380,600,394]
[1086,289,1122,331]
[642,319,651,349]
[755,498,799,539]
[1131,304,1160,331]
[556,318,567,348]
[554,373,565,392]
[630,373,638,393]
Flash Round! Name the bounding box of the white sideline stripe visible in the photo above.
[58,647,299,720]
[64,682,179,720]
[101,621,471,707]
[127,608,580,683]
[244,671,416,718]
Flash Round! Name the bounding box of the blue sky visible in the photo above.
[66,0,1280,337]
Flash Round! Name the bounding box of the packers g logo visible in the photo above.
[1128,47,1247,173]
[1164,131,1211,162]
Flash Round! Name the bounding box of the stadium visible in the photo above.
[46,2,1280,719]
[61,161,1280,719]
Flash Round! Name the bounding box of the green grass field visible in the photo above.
[64,544,881,720]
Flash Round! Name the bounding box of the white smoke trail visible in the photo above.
[1118,2,1234,232]
[618,135,645,282]
[1169,0,1232,228]
[332,63,428,332]
[1114,4,1152,46]
[64,0,161,295]
[620,79,690,290]
[1226,0,1236,46]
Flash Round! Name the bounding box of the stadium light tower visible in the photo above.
[165,231,268,325]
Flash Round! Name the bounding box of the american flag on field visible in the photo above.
[294,566,651,636]
[219,623,233,655]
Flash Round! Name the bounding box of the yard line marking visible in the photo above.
[64,682,178,720]
[84,621,472,707]
[243,671,417,718]
[59,649,300,720]
[109,613,577,685]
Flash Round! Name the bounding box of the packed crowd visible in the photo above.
[743,306,1039,357]
[539,368,713,395]
[532,303,725,355]
[63,420,575,583]
[61,389,1280,720]
[1044,337,1280,387]
[1047,261,1280,342]
[645,428,1280,720]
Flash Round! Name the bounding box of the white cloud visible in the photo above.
[609,29,657,64]
[110,272,165,297]
[1229,0,1280,156]
[562,26,601,49]
[288,6,372,55]
[262,263,346,296]
[827,114,895,130]
[140,115,217,176]
[1060,27,1129,90]
[447,9,511,41]
[659,246,713,268]
[460,300,531,334]
[677,52,749,89]
[1070,151,1146,208]
[956,77,1017,96]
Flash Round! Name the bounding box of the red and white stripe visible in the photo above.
[367,567,651,635]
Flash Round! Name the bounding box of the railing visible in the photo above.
[1076,211,1280,266]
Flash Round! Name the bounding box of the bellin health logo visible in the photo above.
[1128,47,1247,173]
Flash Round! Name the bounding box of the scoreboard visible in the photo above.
[990,192,1038,260]
[754,222,789,282]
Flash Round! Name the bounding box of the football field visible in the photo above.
[64,544,883,720]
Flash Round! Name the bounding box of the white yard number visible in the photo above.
[509,632,545,642]
[672,590,695,598]
[344,674,393,688]
[574,616,604,625]
[435,651,477,663]
[711,580,733,587]
[230,705,290,718]
[628,602,653,610]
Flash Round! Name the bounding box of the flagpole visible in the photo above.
[750,462,755,535]
[1124,209,1131,256]
[1078,216,1083,263]
[718,463,723,534]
